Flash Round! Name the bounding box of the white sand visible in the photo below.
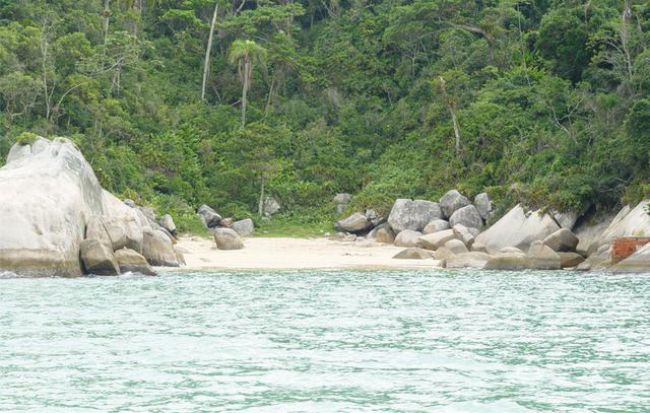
[170,236,440,272]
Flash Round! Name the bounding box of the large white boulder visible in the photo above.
[610,243,650,273]
[0,137,105,276]
[597,201,650,248]
[473,204,560,254]
[388,199,443,233]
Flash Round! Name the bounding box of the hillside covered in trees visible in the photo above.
[1,0,649,231]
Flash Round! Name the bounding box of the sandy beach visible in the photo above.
[171,236,438,271]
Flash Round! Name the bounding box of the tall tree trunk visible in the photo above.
[258,175,265,216]
[439,76,461,157]
[40,30,51,124]
[103,0,111,45]
[621,0,634,82]
[202,2,219,102]
[241,59,250,127]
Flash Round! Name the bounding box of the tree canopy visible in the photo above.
[0,0,648,230]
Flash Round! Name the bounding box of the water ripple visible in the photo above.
[0,270,649,412]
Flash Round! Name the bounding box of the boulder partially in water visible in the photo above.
[473,204,560,254]
[0,136,181,276]
[0,137,104,276]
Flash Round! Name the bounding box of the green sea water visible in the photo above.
[0,270,649,412]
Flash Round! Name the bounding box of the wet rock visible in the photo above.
[446,252,491,269]
[526,241,561,270]
[114,248,156,276]
[142,228,179,266]
[558,252,585,268]
[80,239,119,276]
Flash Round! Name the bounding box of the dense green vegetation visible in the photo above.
[1,0,649,232]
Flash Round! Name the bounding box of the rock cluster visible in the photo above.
[197,204,252,250]
[0,137,183,277]
[335,188,650,272]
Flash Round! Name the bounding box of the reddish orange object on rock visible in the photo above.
[612,237,650,264]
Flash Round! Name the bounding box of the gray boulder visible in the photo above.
[595,200,650,250]
[387,199,443,233]
[263,196,281,217]
[473,204,560,254]
[474,193,493,221]
[393,248,434,260]
[214,228,244,250]
[433,246,456,262]
[610,244,650,273]
[484,251,528,271]
[449,205,483,229]
[552,210,579,230]
[418,229,456,250]
[368,224,395,244]
[114,248,156,276]
[80,239,119,276]
[102,191,144,253]
[142,228,179,267]
[394,230,423,248]
[0,137,105,277]
[335,212,373,234]
[365,209,385,227]
[452,224,476,248]
[543,228,579,252]
[444,239,469,255]
[526,241,561,270]
[576,244,612,271]
[159,214,177,236]
[440,190,470,218]
[232,218,255,237]
[446,252,491,269]
[334,193,353,214]
[558,252,585,268]
[423,219,450,234]
[197,205,222,228]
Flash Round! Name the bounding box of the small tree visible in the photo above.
[228,39,267,127]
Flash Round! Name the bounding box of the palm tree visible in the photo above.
[228,39,267,127]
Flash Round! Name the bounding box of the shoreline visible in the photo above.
[169,236,440,272]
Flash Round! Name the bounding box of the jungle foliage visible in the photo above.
[1,0,649,231]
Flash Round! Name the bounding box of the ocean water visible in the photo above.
[0,270,649,413]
